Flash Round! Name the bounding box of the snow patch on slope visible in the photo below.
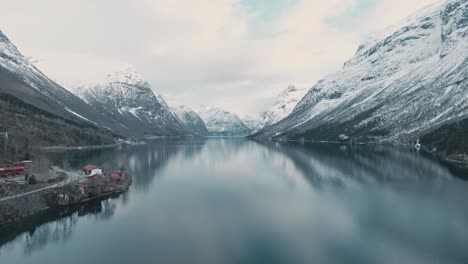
[65,107,97,124]
[259,85,308,130]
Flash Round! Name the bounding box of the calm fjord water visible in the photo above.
[1,138,467,264]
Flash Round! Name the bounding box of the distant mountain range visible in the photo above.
[172,105,210,136]
[0,25,248,143]
[0,29,207,147]
[239,84,308,134]
[241,115,262,132]
[1,0,466,155]
[197,106,251,136]
[251,0,467,146]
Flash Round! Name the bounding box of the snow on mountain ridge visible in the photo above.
[259,85,308,130]
[101,65,147,87]
[356,1,445,54]
[197,106,251,136]
[0,29,116,129]
[172,105,209,135]
[241,114,262,131]
[70,67,190,137]
[0,30,74,99]
[253,0,467,143]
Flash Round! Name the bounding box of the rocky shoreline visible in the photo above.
[0,175,132,226]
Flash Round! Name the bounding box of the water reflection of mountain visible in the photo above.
[201,138,248,161]
[0,197,119,254]
[0,139,202,254]
[2,139,468,263]
[126,142,182,190]
[178,140,209,159]
[41,140,206,191]
[257,141,457,189]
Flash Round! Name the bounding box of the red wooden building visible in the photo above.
[0,166,25,177]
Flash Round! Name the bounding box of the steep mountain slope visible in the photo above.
[197,107,251,136]
[252,0,467,143]
[420,117,468,159]
[241,114,262,132]
[0,29,111,128]
[172,105,209,136]
[258,85,308,131]
[70,67,190,137]
[151,93,208,136]
[0,93,114,161]
[154,92,170,110]
[0,29,116,152]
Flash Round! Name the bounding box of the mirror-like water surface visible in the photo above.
[1,138,467,264]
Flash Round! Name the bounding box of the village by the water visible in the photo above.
[0,156,132,225]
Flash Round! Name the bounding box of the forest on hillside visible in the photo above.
[421,118,468,158]
[0,93,115,161]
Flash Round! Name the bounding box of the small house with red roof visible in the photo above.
[83,165,99,175]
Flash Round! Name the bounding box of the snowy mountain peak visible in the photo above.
[285,85,299,93]
[258,85,308,130]
[68,65,150,97]
[253,0,467,143]
[197,106,251,136]
[104,65,147,86]
[172,105,209,135]
[70,65,154,104]
[0,29,37,73]
[67,65,190,137]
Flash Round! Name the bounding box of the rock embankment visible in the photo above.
[0,175,132,226]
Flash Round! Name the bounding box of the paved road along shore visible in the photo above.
[0,167,84,203]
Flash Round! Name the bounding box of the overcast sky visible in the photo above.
[0,0,437,116]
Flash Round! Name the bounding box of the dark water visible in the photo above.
[1,138,467,264]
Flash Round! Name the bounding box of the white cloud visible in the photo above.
[0,0,438,115]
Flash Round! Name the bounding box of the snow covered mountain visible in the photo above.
[241,85,307,133]
[258,85,308,131]
[197,107,251,136]
[0,29,111,127]
[70,66,190,137]
[154,92,170,110]
[241,114,262,132]
[252,0,467,143]
[171,105,209,136]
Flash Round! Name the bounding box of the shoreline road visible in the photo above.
[0,167,85,203]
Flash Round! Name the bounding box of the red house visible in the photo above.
[0,166,25,177]
[111,171,122,182]
[83,165,98,175]
[13,161,32,168]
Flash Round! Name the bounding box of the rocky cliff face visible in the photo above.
[252,0,467,143]
[70,67,190,137]
[197,107,251,136]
